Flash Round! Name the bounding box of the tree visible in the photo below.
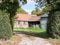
[31,7,43,15]
[0,0,27,39]
[16,7,27,14]
[31,9,36,15]
[0,10,13,39]
[35,0,60,38]
[46,0,60,38]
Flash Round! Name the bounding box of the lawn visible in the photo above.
[14,27,48,38]
[14,27,45,33]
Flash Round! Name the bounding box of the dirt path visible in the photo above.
[16,33,52,45]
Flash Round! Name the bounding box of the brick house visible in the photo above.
[14,14,40,28]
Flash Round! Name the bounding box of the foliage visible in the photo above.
[19,0,27,5]
[0,0,27,39]
[42,4,53,13]
[46,0,60,38]
[31,8,43,15]
[0,0,27,29]
[43,0,60,13]
[46,0,60,10]
[35,0,60,38]
[47,11,60,38]
[0,0,19,30]
[0,0,19,39]
[31,9,36,15]
[16,7,27,14]
[0,11,12,39]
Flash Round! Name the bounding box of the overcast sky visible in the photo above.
[21,0,37,14]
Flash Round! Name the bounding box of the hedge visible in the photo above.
[0,11,12,39]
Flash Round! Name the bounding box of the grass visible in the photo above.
[14,27,48,38]
[14,27,45,33]
[49,38,60,45]
[0,27,60,45]
[14,27,60,45]
[0,35,21,45]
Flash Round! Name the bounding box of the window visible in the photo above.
[24,21,27,25]
[18,21,20,24]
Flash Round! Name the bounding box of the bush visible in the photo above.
[0,11,12,39]
[47,11,60,38]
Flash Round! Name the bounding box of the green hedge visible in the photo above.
[47,11,60,38]
[0,11,12,39]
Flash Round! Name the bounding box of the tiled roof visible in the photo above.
[28,15,40,22]
[15,14,40,21]
[41,14,48,17]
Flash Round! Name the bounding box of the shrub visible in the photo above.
[47,11,60,38]
[0,11,12,39]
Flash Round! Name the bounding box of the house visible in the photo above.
[14,14,40,28]
[40,14,48,30]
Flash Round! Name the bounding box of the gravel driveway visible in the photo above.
[16,33,52,45]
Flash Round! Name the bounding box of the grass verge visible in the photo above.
[0,34,21,45]
[48,38,60,45]
[14,27,45,33]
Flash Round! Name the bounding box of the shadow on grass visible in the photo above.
[14,31,49,39]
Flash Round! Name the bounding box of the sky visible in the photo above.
[21,0,37,14]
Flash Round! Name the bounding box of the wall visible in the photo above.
[14,20,29,28]
[40,17,48,30]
